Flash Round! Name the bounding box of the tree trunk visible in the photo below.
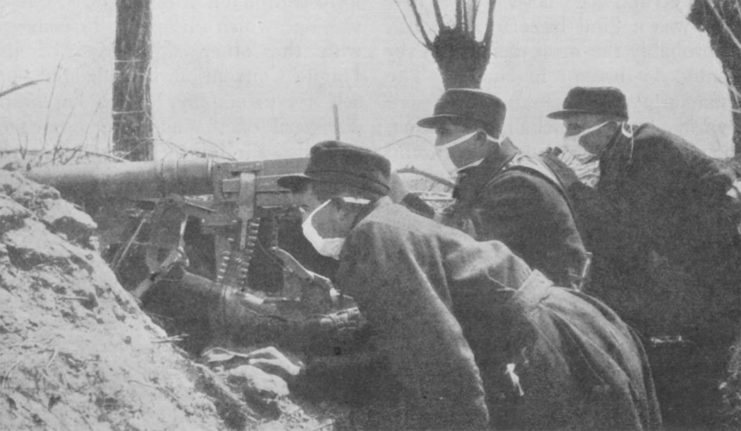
[431,28,490,89]
[113,0,153,161]
[688,0,741,155]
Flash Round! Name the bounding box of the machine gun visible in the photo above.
[24,158,368,356]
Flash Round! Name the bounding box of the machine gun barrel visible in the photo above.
[23,157,309,210]
[24,159,215,203]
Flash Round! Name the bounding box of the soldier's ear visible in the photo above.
[334,203,361,235]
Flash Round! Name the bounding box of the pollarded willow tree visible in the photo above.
[689,0,741,155]
[395,0,497,89]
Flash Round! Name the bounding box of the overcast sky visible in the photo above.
[0,0,732,175]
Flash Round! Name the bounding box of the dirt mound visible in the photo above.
[0,170,338,430]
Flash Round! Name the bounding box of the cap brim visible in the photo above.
[417,114,463,129]
[546,109,592,120]
[277,174,311,191]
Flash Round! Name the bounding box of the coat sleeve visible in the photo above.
[336,221,489,430]
[471,173,538,244]
[656,135,741,263]
[471,172,586,286]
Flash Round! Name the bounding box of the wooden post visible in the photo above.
[113,0,153,161]
[333,104,341,140]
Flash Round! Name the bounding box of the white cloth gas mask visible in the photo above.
[435,131,499,176]
[301,197,369,260]
[561,121,611,163]
[558,121,616,188]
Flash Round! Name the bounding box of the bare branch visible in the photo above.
[51,107,75,165]
[470,0,480,36]
[482,0,497,50]
[398,165,455,188]
[456,0,463,31]
[394,0,427,47]
[433,0,445,29]
[198,136,237,160]
[703,0,741,55]
[408,0,432,46]
[42,61,63,152]
[0,78,48,101]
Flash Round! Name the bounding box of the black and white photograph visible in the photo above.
[1,1,740,429]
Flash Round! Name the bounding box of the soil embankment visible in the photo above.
[0,170,340,430]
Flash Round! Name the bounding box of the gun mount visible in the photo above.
[24,157,308,245]
[23,157,361,356]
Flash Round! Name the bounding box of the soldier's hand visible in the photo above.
[244,346,303,381]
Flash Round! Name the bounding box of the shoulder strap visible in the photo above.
[484,157,593,290]
[486,155,578,220]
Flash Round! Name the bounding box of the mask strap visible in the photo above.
[620,122,635,163]
[568,121,610,138]
[437,131,479,150]
[306,199,333,219]
[336,196,371,205]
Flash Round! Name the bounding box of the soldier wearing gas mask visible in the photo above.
[543,86,741,340]
[277,140,661,430]
[542,86,741,426]
[417,88,589,290]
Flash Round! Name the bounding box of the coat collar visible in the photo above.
[597,123,636,196]
[600,123,635,165]
[454,138,520,201]
[349,195,392,229]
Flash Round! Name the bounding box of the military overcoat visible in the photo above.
[336,197,662,430]
[446,139,588,288]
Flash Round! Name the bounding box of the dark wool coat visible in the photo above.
[445,139,588,288]
[336,197,662,430]
[598,123,740,281]
[544,123,741,342]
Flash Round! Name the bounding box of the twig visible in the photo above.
[129,378,182,407]
[374,133,431,151]
[482,0,497,50]
[0,78,48,100]
[21,148,128,167]
[432,0,445,28]
[398,165,455,188]
[52,107,76,165]
[41,60,63,152]
[81,98,104,149]
[2,360,21,388]
[197,136,237,160]
[45,348,58,369]
[704,0,741,54]
[471,0,480,36]
[58,296,89,302]
[60,145,85,165]
[456,0,463,30]
[409,0,433,47]
[393,0,426,47]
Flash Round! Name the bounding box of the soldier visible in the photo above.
[276,140,661,430]
[544,86,741,342]
[543,86,741,425]
[417,88,589,289]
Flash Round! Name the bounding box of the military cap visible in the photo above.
[547,86,628,120]
[417,88,507,138]
[277,140,390,196]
